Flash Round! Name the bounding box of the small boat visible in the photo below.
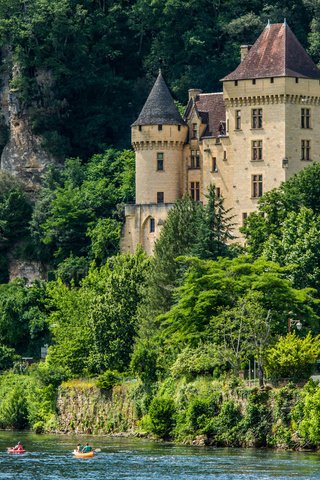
[73,450,94,458]
[7,448,26,454]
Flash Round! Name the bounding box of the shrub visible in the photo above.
[0,384,29,429]
[0,345,19,371]
[170,344,223,380]
[97,370,122,392]
[149,397,176,439]
[186,396,219,434]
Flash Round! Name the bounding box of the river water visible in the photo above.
[1,431,320,479]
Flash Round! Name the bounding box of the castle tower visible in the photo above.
[220,22,320,233]
[121,72,187,254]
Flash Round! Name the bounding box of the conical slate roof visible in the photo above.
[132,71,185,126]
[223,22,320,81]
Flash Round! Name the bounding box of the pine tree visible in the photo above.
[192,184,236,260]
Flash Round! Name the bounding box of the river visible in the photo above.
[0,431,320,479]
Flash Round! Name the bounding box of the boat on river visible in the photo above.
[73,450,94,458]
[7,448,26,454]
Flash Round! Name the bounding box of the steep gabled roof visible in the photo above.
[195,93,226,138]
[223,22,320,81]
[132,71,185,126]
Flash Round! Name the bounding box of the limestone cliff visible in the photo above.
[0,62,59,193]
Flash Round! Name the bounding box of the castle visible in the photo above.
[121,22,320,255]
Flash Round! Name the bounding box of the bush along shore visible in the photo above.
[1,367,320,450]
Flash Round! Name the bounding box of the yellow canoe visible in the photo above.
[73,450,94,458]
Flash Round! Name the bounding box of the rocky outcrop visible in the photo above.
[8,257,47,284]
[0,60,59,193]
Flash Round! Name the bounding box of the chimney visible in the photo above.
[188,88,202,101]
[240,45,252,62]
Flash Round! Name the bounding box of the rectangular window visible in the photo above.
[191,150,200,168]
[190,182,200,201]
[252,108,263,129]
[301,140,311,161]
[157,152,164,171]
[252,174,263,198]
[158,124,162,131]
[301,108,311,129]
[192,123,198,138]
[252,140,263,161]
[212,157,218,172]
[235,110,241,130]
[157,192,164,203]
[150,218,155,233]
[196,150,200,168]
[216,187,221,197]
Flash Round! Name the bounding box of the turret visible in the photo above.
[132,71,188,205]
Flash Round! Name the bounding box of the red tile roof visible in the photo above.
[195,93,226,137]
[223,23,320,81]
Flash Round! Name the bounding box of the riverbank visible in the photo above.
[52,376,319,450]
[0,370,320,450]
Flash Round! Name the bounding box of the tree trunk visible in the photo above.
[258,362,264,388]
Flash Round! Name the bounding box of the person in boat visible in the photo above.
[13,442,24,451]
[81,443,92,453]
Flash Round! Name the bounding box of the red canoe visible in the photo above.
[7,448,26,454]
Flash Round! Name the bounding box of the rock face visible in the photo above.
[1,114,55,193]
[8,257,47,285]
[0,63,59,193]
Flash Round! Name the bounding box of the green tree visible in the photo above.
[87,248,150,372]
[242,164,320,292]
[192,184,236,260]
[160,256,318,352]
[46,279,94,376]
[266,332,320,381]
[31,148,135,275]
[142,195,200,319]
[47,248,149,376]
[0,279,49,358]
